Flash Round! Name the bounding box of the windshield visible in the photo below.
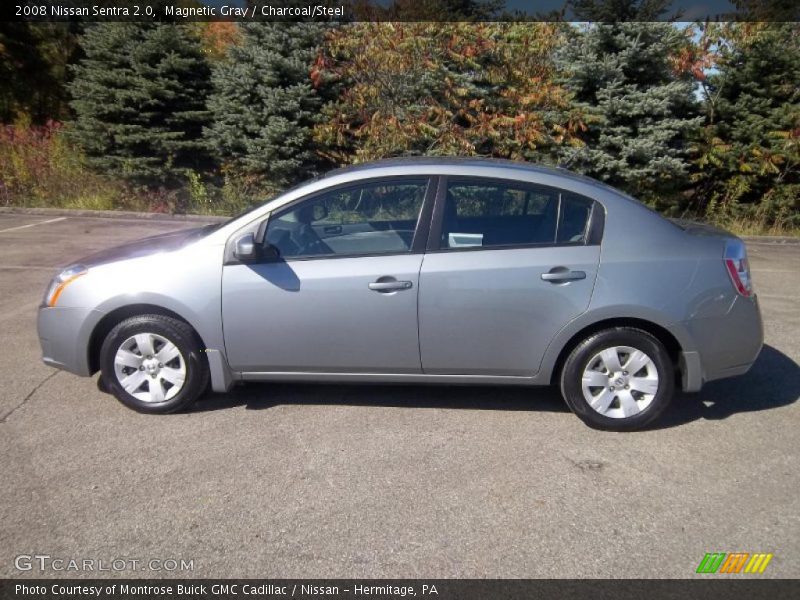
[198,175,326,236]
[192,196,276,237]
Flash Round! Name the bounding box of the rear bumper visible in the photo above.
[679,294,763,391]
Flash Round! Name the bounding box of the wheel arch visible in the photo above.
[548,317,684,386]
[87,304,207,375]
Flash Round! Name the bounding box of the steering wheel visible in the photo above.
[299,236,334,256]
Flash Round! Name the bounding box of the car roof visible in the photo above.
[323,156,614,192]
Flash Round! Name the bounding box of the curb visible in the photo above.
[741,235,800,245]
[0,206,227,223]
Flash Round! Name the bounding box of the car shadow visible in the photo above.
[192,379,571,414]
[654,344,800,429]
[190,344,799,429]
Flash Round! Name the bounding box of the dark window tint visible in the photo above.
[441,180,559,249]
[266,179,428,258]
[557,193,594,243]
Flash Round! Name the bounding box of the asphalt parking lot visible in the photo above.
[0,211,798,579]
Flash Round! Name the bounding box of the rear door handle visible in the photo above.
[368,280,413,292]
[541,268,586,283]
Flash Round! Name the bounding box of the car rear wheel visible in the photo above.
[99,314,209,413]
[560,327,675,431]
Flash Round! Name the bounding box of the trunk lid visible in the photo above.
[668,218,736,240]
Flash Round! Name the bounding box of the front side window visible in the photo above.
[440,179,595,249]
[265,179,429,259]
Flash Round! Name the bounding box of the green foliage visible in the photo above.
[68,22,212,187]
[314,22,578,165]
[558,21,702,204]
[691,23,800,231]
[205,21,328,191]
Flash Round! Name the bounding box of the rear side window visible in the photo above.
[557,193,594,243]
[440,179,595,249]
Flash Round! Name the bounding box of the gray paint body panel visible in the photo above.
[419,245,600,376]
[222,255,423,373]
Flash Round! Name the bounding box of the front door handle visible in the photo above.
[541,267,586,283]
[368,280,413,292]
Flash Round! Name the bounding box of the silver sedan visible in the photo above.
[37,158,763,430]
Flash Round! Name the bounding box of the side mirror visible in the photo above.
[233,233,258,262]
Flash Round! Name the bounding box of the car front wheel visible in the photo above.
[560,327,675,431]
[99,314,209,413]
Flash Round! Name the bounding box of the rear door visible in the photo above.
[418,177,602,376]
[222,177,434,373]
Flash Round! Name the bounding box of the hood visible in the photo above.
[76,226,209,268]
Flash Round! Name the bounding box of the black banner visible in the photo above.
[3,1,799,23]
[1,580,798,600]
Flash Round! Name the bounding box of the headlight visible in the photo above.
[43,265,88,307]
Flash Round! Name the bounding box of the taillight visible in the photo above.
[724,240,753,297]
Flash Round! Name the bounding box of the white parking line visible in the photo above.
[0,217,67,233]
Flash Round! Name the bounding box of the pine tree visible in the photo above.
[68,22,211,186]
[205,22,327,190]
[558,20,701,203]
[693,23,799,228]
[0,23,79,124]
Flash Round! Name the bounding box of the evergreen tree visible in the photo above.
[693,23,799,228]
[567,0,671,20]
[205,22,327,190]
[558,20,701,203]
[68,22,211,185]
[348,0,504,20]
[0,23,80,124]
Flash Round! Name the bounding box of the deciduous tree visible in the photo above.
[691,23,800,229]
[314,22,579,165]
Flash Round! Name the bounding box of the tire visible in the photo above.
[99,314,209,414]
[560,327,675,431]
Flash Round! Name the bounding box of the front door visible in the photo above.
[418,177,602,376]
[222,177,433,373]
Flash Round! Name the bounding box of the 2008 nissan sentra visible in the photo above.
[37,158,763,430]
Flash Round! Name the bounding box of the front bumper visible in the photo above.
[37,306,104,377]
